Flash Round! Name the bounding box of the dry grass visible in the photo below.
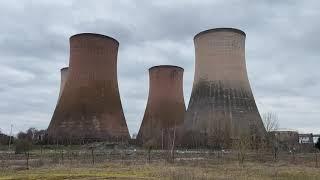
[0,148,319,179]
[0,160,320,179]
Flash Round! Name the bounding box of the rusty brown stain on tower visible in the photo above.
[182,28,266,147]
[137,65,185,148]
[47,33,130,142]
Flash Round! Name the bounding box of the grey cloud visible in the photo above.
[0,0,319,135]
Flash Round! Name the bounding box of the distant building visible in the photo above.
[270,130,299,150]
[299,133,314,144]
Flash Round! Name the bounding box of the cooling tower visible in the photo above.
[58,67,68,100]
[183,28,266,148]
[137,65,185,148]
[47,33,130,143]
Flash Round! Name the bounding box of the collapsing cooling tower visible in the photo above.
[183,28,266,147]
[58,67,68,100]
[47,33,130,142]
[137,65,186,148]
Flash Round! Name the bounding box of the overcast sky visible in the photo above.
[0,0,319,135]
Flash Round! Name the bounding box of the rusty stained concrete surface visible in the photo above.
[58,67,68,100]
[47,33,130,142]
[182,28,266,147]
[137,66,186,148]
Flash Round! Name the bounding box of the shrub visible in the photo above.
[15,139,32,154]
[316,138,320,151]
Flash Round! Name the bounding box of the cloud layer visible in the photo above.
[0,0,319,135]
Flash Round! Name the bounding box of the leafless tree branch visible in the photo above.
[262,112,279,132]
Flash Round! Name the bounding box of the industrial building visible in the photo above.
[47,33,130,143]
[137,65,185,148]
[270,130,299,151]
[182,28,266,148]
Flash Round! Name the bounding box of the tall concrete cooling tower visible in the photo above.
[183,28,266,148]
[137,65,185,148]
[58,67,68,100]
[47,33,130,143]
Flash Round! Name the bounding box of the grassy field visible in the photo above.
[1,161,320,180]
[0,145,319,179]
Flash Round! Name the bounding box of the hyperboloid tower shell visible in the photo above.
[47,33,130,142]
[137,65,186,148]
[182,28,266,148]
[58,67,68,100]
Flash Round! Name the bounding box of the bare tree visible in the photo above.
[89,146,95,165]
[262,112,279,132]
[236,133,251,165]
[262,112,280,161]
[164,121,178,163]
[170,124,177,163]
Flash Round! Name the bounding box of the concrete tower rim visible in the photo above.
[149,65,184,71]
[70,33,119,45]
[194,28,246,40]
[60,67,68,71]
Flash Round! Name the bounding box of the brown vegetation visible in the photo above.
[0,145,319,179]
